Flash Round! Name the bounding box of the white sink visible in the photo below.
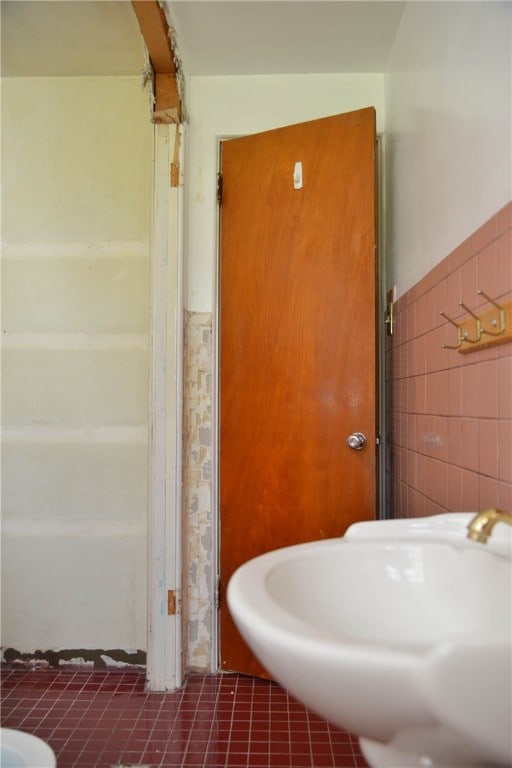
[227,513,512,767]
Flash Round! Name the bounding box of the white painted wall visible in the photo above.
[385,0,512,297]
[184,74,385,312]
[1,77,152,654]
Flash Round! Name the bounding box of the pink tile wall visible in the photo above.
[386,202,512,518]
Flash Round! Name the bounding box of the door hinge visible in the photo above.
[167,589,178,616]
[170,163,180,187]
[217,173,223,205]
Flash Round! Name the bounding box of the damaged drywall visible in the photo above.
[2,647,146,669]
[182,311,213,669]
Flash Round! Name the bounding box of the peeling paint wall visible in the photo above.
[3,647,146,670]
[182,311,214,669]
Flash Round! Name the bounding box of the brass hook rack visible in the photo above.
[441,290,511,353]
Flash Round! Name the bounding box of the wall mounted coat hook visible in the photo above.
[440,311,463,349]
[477,290,507,336]
[458,301,482,343]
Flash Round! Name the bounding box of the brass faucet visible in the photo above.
[467,508,512,543]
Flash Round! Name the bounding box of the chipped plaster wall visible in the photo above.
[182,311,214,669]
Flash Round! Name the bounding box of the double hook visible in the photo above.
[441,290,507,350]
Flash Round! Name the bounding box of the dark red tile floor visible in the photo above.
[0,666,369,768]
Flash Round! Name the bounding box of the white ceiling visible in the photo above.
[169,1,406,75]
[1,0,405,78]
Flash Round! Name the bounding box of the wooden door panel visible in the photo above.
[219,108,377,677]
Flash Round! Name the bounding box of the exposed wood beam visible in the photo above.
[131,0,175,74]
[132,0,181,123]
[155,73,181,124]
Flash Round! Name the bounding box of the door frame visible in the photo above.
[376,135,388,519]
[146,122,185,691]
[213,131,387,670]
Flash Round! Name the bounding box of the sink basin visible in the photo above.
[227,513,512,767]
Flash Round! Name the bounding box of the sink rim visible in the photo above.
[344,511,512,556]
[228,536,511,660]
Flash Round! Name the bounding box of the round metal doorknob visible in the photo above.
[346,432,366,450]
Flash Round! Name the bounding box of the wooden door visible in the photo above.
[219,107,378,677]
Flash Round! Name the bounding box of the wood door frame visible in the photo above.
[212,136,232,674]
[131,0,185,691]
[146,123,185,691]
[376,135,388,519]
[213,130,387,671]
